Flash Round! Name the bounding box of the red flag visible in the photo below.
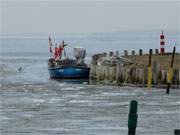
[49,46,52,53]
[54,44,59,60]
[58,45,63,60]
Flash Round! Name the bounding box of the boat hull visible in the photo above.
[48,66,90,79]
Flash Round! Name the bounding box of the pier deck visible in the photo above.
[90,49,180,86]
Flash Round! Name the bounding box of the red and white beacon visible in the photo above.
[160,30,165,54]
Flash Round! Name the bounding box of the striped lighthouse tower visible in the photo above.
[160,30,165,54]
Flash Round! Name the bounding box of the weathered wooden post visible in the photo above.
[105,66,109,80]
[173,69,179,85]
[122,67,126,83]
[125,68,130,83]
[90,64,97,79]
[130,67,136,84]
[116,63,122,83]
[109,51,114,57]
[124,50,128,57]
[144,66,148,86]
[102,66,106,80]
[128,100,138,135]
[166,46,176,94]
[152,61,160,86]
[90,54,99,79]
[97,65,103,80]
[103,52,107,57]
[148,49,152,88]
[157,70,162,86]
[178,70,180,85]
[109,66,116,82]
[161,70,167,84]
[135,68,139,83]
[179,70,180,85]
[155,49,159,55]
[132,50,135,56]
[115,50,119,57]
[139,68,144,85]
[139,49,143,56]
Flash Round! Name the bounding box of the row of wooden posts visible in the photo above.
[124,48,160,56]
[91,64,180,86]
[90,47,180,87]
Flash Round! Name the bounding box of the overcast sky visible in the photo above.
[1,0,179,36]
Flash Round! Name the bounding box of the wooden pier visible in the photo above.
[90,49,180,87]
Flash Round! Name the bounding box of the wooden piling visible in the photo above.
[97,65,103,80]
[167,46,176,94]
[132,50,135,56]
[172,69,179,85]
[109,66,116,82]
[101,66,105,80]
[103,52,107,57]
[139,68,144,85]
[90,64,97,79]
[122,67,126,83]
[129,67,136,84]
[139,49,143,56]
[104,66,110,80]
[95,65,99,79]
[161,70,167,84]
[109,51,114,57]
[125,68,131,83]
[135,68,139,83]
[124,50,128,56]
[144,66,148,85]
[115,50,120,57]
[157,70,162,86]
[116,63,123,83]
[155,49,159,54]
[152,61,160,85]
[178,70,180,85]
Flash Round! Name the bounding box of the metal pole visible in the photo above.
[166,46,176,94]
[64,48,67,59]
[148,49,152,88]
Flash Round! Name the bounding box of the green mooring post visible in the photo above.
[174,129,180,135]
[128,100,138,135]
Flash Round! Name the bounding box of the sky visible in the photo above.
[0,0,179,36]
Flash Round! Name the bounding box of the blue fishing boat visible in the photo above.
[48,66,90,79]
[48,58,90,79]
[48,39,90,79]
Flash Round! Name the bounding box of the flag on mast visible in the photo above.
[54,43,59,60]
[48,36,53,53]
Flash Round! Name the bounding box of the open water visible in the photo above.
[0,30,180,135]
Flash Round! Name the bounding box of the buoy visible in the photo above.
[18,67,22,71]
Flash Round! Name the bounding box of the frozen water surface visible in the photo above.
[0,31,180,135]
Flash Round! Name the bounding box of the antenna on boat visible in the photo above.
[62,40,67,59]
[64,47,67,59]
